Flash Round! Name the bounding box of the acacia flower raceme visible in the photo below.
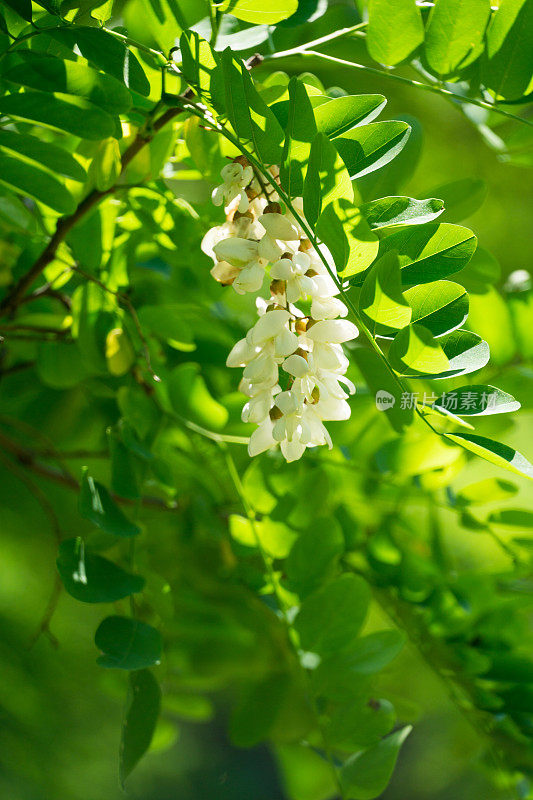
[204,157,359,462]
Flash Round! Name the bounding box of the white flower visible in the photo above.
[270,252,317,303]
[258,213,300,261]
[210,261,239,285]
[311,295,348,320]
[283,352,355,403]
[305,319,359,344]
[250,309,298,356]
[212,162,254,214]
[242,385,278,423]
[248,418,276,457]
[233,260,266,295]
[213,237,259,267]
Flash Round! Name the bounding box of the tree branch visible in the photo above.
[0,106,185,318]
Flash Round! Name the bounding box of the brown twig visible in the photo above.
[0,105,185,318]
[0,429,176,511]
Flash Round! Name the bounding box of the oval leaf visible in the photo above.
[95,616,162,669]
[57,538,144,603]
[120,670,161,784]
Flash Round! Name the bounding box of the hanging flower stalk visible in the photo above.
[202,157,358,462]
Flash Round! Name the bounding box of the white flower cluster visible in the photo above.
[202,157,358,462]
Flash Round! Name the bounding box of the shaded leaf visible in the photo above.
[340,727,412,800]
[335,121,411,180]
[484,0,533,99]
[295,574,370,656]
[95,615,162,669]
[280,77,317,198]
[120,670,161,784]
[377,223,477,285]
[0,130,86,181]
[0,91,116,140]
[2,51,132,114]
[50,26,150,96]
[57,538,144,603]
[0,152,76,214]
[303,132,353,227]
[434,385,520,416]
[79,469,141,537]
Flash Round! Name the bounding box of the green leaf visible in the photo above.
[180,32,223,113]
[303,132,353,227]
[360,250,412,335]
[434,385,520,416]
[404,280,469,337]
[314,94,387,139]
[0,91,116,140]
[109,432,140,501]
[0,152,76,214]
[316,631,406,699]
[220,0,298,24]
[2,52,132,114]
[456,477,518,506]
[484,0,533,99]
[57,538,144,603]
[0,130,87,181]
[286,517,345,597]
[425,178,487,223]
[221,49,284,164]
[352,347,414,433]
[316,200,379,278]
[328,699,396,752]
[3,0,32,21]
[95,616,162,669]
[167,363,229,431]
[389,324,450,376]
[120,670,161,784]
[335,121,411,180]
[436,329,490,378]
[367,0,424,65]
[340,727,412,800]
[376,223,477,285]
[79,469,141,537]
[50,26,150,96]
[361,196,444,230]
[295,574,370,656]
[443,432,533,479]
[93,138,121,191]
[280,77,317,198]
[0,189,36,232]
[425,0,491,75]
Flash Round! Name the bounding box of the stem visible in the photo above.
[267,50,533,130]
